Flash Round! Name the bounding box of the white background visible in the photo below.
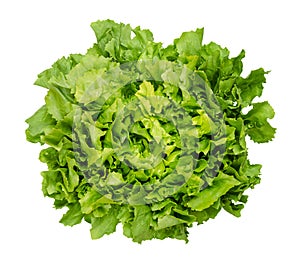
[1,0,299,262]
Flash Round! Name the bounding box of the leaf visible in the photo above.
[45,86,73,121]
[90,206,120,239]
[131,206,154,243]
[60,202,84,226]
[187,172,240,211]
[91,19,154,61]
[79,188,114,214]
[174,28,204,56]
[244,101,275,121]
[191,201,221,224]
[237,68,268,106]
[34,55,82,89]
[244,101,276,143]
[156,215,185,230]
[246,122,276,143]
[25,105,56,143]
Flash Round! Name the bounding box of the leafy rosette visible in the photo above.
[25,20,275,243]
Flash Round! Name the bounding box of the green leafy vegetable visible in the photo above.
[25,19,275,243]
